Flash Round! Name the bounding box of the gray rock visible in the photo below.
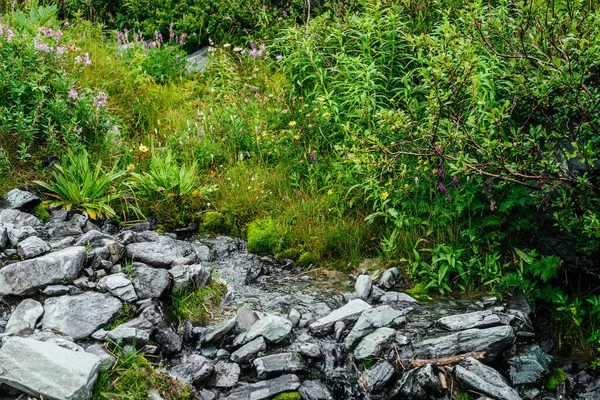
[381,291,418,304]
[170,263,211,293]
[230,336,266,364]
[288,308,301,327]
[131,263,169,299]
[203,317,237,344]
[97,273,138,303]
[368,285,386,303]
[107,326,149,347]
[507,344,552,385]
[16,236,50,259]
[345,305,406,348]
[438,310,503,331]
[334,320,346,341]
[0,337,101,400]
[73,230,115,247]
[378,267,399,289]
[236,305,258,332]
[153,325,182,357]
[209,361,240,388]
[42,212,87,241]
[239,314,292,344]
[216,349,230,359]
[125,237,196,268]
[354,327,396,360]
[253,352,307,379]
[289,341,321,358]
[0,246,85,296]
[7,225,37,246]
[454,357,520,400]
[85,343,116,371]
[169,354,214,385]
[413,325,515,359]
[42,284,70,296]
[309,299,372,335]
[363,360,395,393]
[390,364,444,400]
[0,209,41,229]
[198,389,217,400]
[299,380,333,400]
[3,189,41,211]
[42,292,123,340]
[186,47,211,73]
[25,331,83,352]
[4,299,43,335]
[355,275,372,300]
[221,374,301,400]
[0,226,7,249]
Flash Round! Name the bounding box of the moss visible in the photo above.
[202,211,224,232]
[107,303,137,331]
[34,203,50,223]
[272,393,301,400]
[406,282,428,297]
[297,252,317,267]
[545,368,568,391]
[247,218,279,254]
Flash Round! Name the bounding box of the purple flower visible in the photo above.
[53,30,63,40]
[275,54,283,60]
[56,46,66,55]
[93,91,107,107]
[68,88,78,100]
[244,98,249,104]
[175,55,180,61]
[310,153,318,164]
[452,176,460,189]
[75,53,91,65]
[64,21,70,27]
[169,23,174,39]
[180,34,186,45]
[437,169,444,178]
[150,41,157,48]
[249,40,255,50]
[434,145,441,154]
[438,184,447,196]
[34,40,51,52]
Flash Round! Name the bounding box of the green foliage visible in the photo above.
[272,393,301,400]
[35,149,125,220]
[171,280,227,324]
[34,203,51,222]
[247,218,279,254]
[201,211,225,233]
[545,368,568,391]
[107,302,137,331]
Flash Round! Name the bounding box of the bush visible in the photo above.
[247,218,278,254]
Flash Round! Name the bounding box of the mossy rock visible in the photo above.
[247,218,279,254]
[272,393,301,400]
[545,368,567,391]
[34,204,50,223]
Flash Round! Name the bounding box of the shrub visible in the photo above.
[247,217,278,254]
[545,368,567,391]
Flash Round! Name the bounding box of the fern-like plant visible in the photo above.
[35,149,125,220]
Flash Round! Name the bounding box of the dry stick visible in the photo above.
[409,351,486,368]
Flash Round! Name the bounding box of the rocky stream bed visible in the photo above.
[0,188,599,400]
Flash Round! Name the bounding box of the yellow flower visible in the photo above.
[424,167,429,171]
[322,112,331,118]
[138,144,149,153]
[293,135,300,140]
[289,121,297,127]
[166,193,177,198]
[281,130,286,134]
[404,183,409,189]
[191,189,202,197]
[126,163,135,172]
[381,191,389,200]
[156,186,166,192]
[317,97,325,102]
[327,189,333,195]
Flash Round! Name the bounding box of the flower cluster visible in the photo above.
[93,92,108,107]
[32,26,66,54]
[74,52,91,66]
[116,25,187,52]
[0,24,14,43]
[241,40,267,57]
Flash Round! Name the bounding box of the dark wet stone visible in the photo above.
[131,262,169,299]
[345,305,406,348]
[334,320,346,342]
[309,299,371,335]
[253,352,307,379]
[3,189,41,212]
[288,342,321,359]
[202,317,237,344]
[209,361,240,388]
[507,344,552,385]
[230,336,266,364]
[169,354,214,385]
[377,267,399,290]
[363,360,395,393]
[354,327,396,360]
[221,374,301,400]
[454,357,520,400]
[153,325,183,357]
[299,380,333,399]
[355,275,372,300]
[390,364,444,400]
[437,310,503,331]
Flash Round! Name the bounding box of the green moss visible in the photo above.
[272,393,301,400]
[406,282,428,297]
[34,203,50,223]
[202,211,225,232]
[545,368,568,391]
[107,303,137,331]
[297,252,317,267]
[247,218,279,254]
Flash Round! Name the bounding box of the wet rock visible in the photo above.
[437,310,503,331]
[153,325,183,357]
[237,314,292,344]
[569,370,600,399]
[378,267,400,290]
[42,284,69,296]
[345,305,406,348]
[41,292,123,340]
[507,344,552,385]
[7,225,37,246]
[85,343,116,371]
[288,308,301,327]
[390,364,444,400]
[0,209,41,229]
[203,317,237,344]
[221,374,301,400]
[217,349,230,359]
[309,299,372,335]
[355,275,372,300]
[209,361,240,388]
[363,360,395,393]
[4,299,43,335]
[198,389,217,400]
[368,286,386,303]
[288,342,321,358]
[0,226,7,249]
[16,236,50,259]
[244,261,263,284]
[253,352,307,379]
[107,326,150,347]
[125,237,196,268]
[169,354,214,385]
[97,273,138,303]
[381,291,418,305]
[170,263,211,293]
[454,357,520,400]
[0,246,85,296]
[334,320,346,341]
[186,47,211,73]
[230,336,266,364]
[299,380,333,400]
[3,189,41,211]
[354,327,396,360]
[131,263,169,299]
[0,337,101,400]
[413,325,515,359]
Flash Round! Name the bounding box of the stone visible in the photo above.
[239,314,292,344]
[299,380,333,399]
[363,361,395,393]
[186,47,211,73]
[236,305,259,332]
[209,361,240,388]
[169,354,214,385]
[390,364,444,400]
[0,337,101,400]
[203,317,237,344]
[454,357,520,400]
[437,310,503,331]
[131,263,169,299]
[253,352,307,379]
[7,225,37,246]
[345,305,406,348]
[73,230,115,247]
[334,320,346,341]
[107,326,150,347]
[381,291,418,304]
[368,286,386,303]
[0,226,7,249]
[309,299,372,335]
[42,292,123,340]
[198,389,217,400]
[153,325,182,357]
[0,209,41,229]
[288,308,301,327]
[3,189,41,211]
[97,273,138,303]
[413,325,515,359]
[16,236,50,259]
[42,284,69,296]
[355,275,372,300]
[4,299,43,335]
[289,342,321,359]
[85,343,116,371]
[507,344,552,385]
[230,336,266,364]
[354,327,396,360]
[0,246,85,296]
[378,267,400,289]
[217,349,230,359]
[221,374,301,400]
[170,263,211,293]
[42,212,87,241]
[25,331,83,352]
[125,237,196,268]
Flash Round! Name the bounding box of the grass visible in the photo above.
[171,281,228,324]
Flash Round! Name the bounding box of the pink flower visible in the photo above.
[68,88,78,100]
[56,46,66,55]
[244,98,249,103]
[75,52,91,66]
[275,55,283,60]
[93,91,107,107]
[180,34,186,45]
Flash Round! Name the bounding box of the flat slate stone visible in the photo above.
[221,374,301,400]
[0,246,85,296]
[4,298,43,335]
[209,361,240,388]
[354,327,396,360]
[253,352,307,379]
[309,299,372,335]
[97,273,137,303]
[299,380,334,400]
[455,357,520,400]
[363,361,395,394]
[239,314,292,344]
[3,189,41,211]
[0,337,101,400]
[16,236,50,259]
[125,237,196,268]
[230,336,266,364]
[345,305,406,348]
[437,310,503,331]
[507,344,552,385]
[169,354,214,385]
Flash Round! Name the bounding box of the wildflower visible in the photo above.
[327,189,333,195]
[191,189,202,197]
[56,46,66,55]
[382,191,389,200]
[138,144,149,153]
[322,112,331,118]
[93,92,107,107]
[275,55,283,60]
[126,163,135,172]
[288,121,297,127]
[452,176,460,189]
[64,21,70,27]
[180,34,186,45]
[68,88,78,100]
[244,98,249,104]
[437,168,444,178]
[169,23,174,39]
[175,55,180,62]
[438,184,447,196]
[293,135,300,140]
[75,53,91,66]
[317,97,325,102]
[166,193,177,198]
[434,145,441,154]
[310,153,317,164]
[404,183,409,189]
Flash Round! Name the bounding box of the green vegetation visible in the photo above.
[172,280,228,324]
[247,218,279,254]
[272,392,301,400]
[545,368,568,391]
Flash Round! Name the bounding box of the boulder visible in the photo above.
[42,292,123,340]
[0,246,85,296]
[97,273,137,303]
[170,264,211,293]
[203,317,237,344]
[153,325,182,357]
[4,298,43,335]
[131,263,169,299]
[42,212,87,241]
[299,380,334,400]
[381,291,418,305]
[221,374,301,400]
[236,305,259,332]
[7,225,37,246]
[0,337,101,400]
[309,299,372,335]
[169,354,214,385]
[355,275,372,300]
[363,361,395,394]
[378,267,400,290]
[230,336,266,364]
[354,327,396,360]
[288,342,321,359]
[209,361,240,388]
[107,326,149,347]
[507,344,552,385]
[0,209,41,229]
[3,189,41,211]
[390,364,444,400]
[125,237,196,268]
[16,236,50,259]
[345,305,406,348]
[454,357,520,400]
[253,353,307,379]
[437,310,503,331]
[238,314,292,344]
